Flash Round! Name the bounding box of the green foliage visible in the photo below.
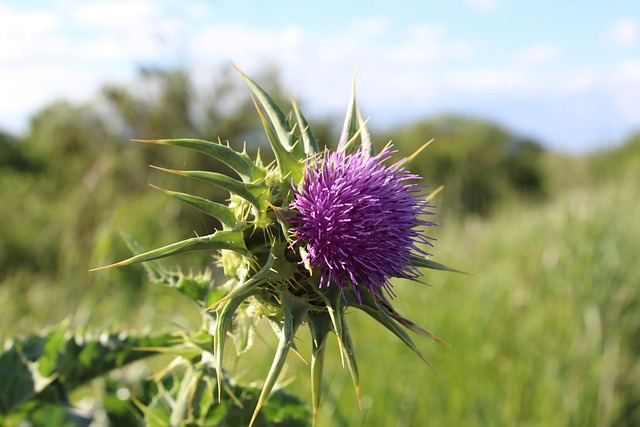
[272,155,640,426]
[586,131,640,181]
[0,323,174,421]
[1,247,310,426]
[2,62,639,426]
[378,115,547,216]
[0,65,301,338]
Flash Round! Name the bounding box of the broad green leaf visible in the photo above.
[0,343,56,415]
[0,327,178,415]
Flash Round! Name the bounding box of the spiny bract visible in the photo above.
[96,67,454,426]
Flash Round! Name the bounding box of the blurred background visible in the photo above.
[1,0,639,425]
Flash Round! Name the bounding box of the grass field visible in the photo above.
[2,152,638,426]
[253,164,639,426]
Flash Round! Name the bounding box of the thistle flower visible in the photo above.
[94,67,456,427]
[288,146,436,301]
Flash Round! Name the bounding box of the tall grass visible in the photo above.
[2,156,638,426]
[260,167,639,426]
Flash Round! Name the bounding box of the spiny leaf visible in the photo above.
[0,326,178,415]
[425,184,444,203]
[149,184,237,230]
[149,165,263,208]
[170,365,198,426]
[121,232,167,282]
[337,67,359,153]
[122,233,220,305]
[133,138,261,182]
[379,297,449,345]
[410,255,468,274]
[339,317,361,407]
[342,117,371,155]
[311,284,346,365]
[290,95,320,155]
[251,96,303,186]
[214,297,245,402]
[233,64,305,160]
[91,230,248,271]
[212,255,276,399]
[346,289,439,376]
[357,107,375,156]
[249,289,309,427]
[307,311,333,425]
[397,138,434,168]
[205,248,276,312]
[231,308,254,356]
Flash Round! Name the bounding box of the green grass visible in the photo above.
[2,160,638,426]
[256,168,639,426]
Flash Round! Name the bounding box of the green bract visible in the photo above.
[95,67,455,426]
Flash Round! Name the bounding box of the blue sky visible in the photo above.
[1,0,639,152]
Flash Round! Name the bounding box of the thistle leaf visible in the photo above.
[0,324,178,415]
[121,232,169,283]
[337,68,360,153]
[251,96,303,185]
[212,255,276,398]
[307,311,333,425]
[214,296,245,402]
[410,255,467,274]
[149,165,263,208]
[233,64,305,160]
[249,289,309,427]
[311,283,346,364]
[346,289,439,375]
[133,138,261,182]
[231,308,254,356]
[149,184,237,230]
[340,317,361,406]
[91,230,248,271]
[357,107,375,156]
[290,96,320,155]
[397,139,434,169]
[170,364,198,426]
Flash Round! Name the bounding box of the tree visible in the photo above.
[378,115,547,216]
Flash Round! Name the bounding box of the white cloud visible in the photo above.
[0,5,63,62]
[0,0,637,152]
[605,17,639,49]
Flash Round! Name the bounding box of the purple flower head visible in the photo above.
[288,145,436,300]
